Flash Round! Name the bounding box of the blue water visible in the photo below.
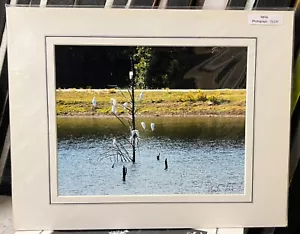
[57,116,245,196]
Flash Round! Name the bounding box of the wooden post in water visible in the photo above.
[165,158,168,170]
[123,165,127,181]
[157,153,160,161]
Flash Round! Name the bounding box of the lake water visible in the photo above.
[57,116,245,196]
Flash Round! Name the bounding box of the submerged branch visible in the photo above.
[115,142,130,158]
[96,153,116,162]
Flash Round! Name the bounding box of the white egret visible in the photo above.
[130,130,139,147]
[123,102,128,110]
[92,96,97,108]
[139,92,144,101]
[131,129,139,138]
[111,98,117,106]
[141,122,146,130]
[150,123,155,131]
[113,138,116,147]
[129,71,134,80]
[112,105,117,114]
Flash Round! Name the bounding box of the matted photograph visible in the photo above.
[55,45,247,196]
[6,7,293,230]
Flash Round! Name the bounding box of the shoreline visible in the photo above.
[57,88,247,92]
[56,89,246,118]
[57,113,245,118]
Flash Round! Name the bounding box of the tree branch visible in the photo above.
[113,112,128,128]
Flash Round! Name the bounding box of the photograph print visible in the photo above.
[55,44,247,197]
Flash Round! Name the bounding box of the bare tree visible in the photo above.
[96,57,155,168]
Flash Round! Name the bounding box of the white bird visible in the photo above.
[113,138,116,147]
[111,98,117,106]
[130,130,139,146]
[131,129,140,138]
[92,96,97,108]
[129,71,134,80]
[141,122,146,130]
[112,105,117,114]
[123,102,128,110]
[150,123,155,131]
[139,92,144,101]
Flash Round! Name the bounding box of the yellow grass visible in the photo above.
[56,89,246,116]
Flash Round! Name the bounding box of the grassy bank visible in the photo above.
[56,89,246,116]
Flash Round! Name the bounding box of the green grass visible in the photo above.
[56,89,246,116]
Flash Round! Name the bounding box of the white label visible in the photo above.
[248,14,284,26]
